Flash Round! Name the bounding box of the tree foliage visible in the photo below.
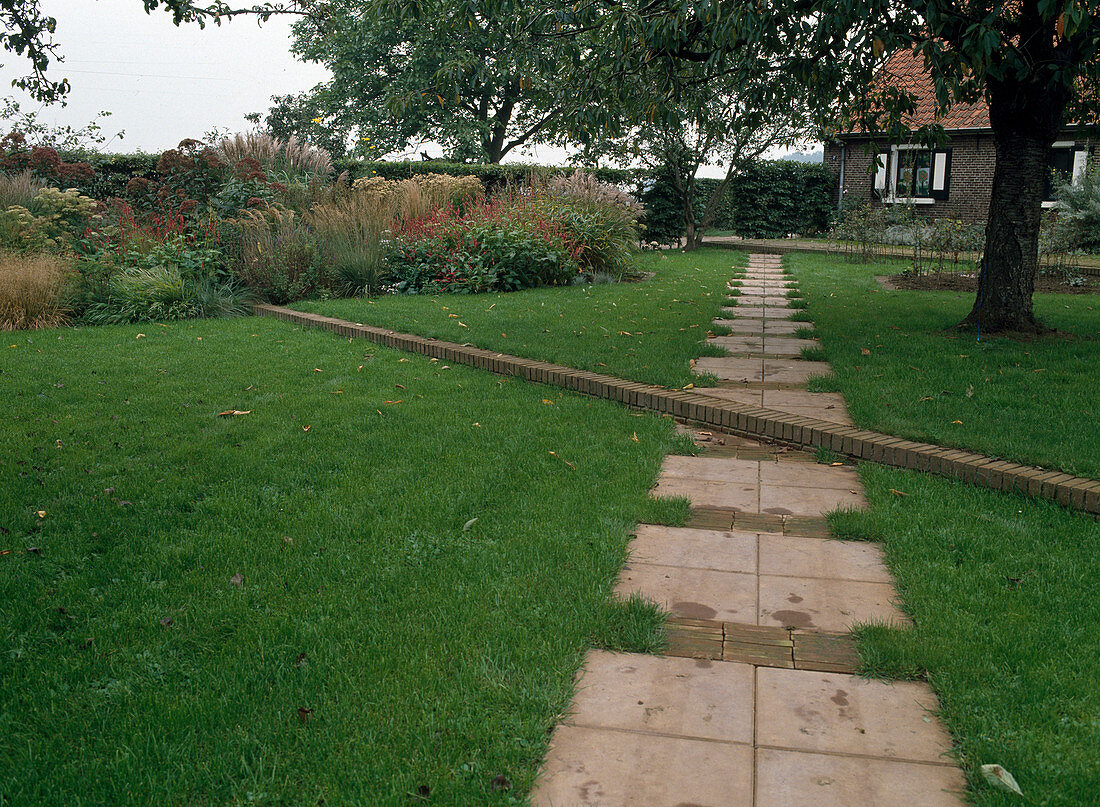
[256,0,583,163]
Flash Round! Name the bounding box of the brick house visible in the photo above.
[823,50,1097,224]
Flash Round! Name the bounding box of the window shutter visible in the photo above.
[873,152,889,198]
[930,150,951,200]
[1072,148,1088,184]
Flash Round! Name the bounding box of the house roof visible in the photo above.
[841,49,991,135]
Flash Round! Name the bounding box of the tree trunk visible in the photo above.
[962,79,1066,334]
[682,177,701,250]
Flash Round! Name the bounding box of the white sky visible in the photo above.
[0,1,816,175]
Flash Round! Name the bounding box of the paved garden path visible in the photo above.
[531,255,966,806]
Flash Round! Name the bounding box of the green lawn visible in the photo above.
[790,253,1100,477]
[295,248,743,389]
[840,466,1100,806]
[0,317,685,805]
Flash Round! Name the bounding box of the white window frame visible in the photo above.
[1042,141,1089,208]
[884,144,936,205]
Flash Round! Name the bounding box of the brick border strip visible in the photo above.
[254,304,1100,516]
[665,617,859,674]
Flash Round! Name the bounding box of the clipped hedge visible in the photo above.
[643,160,836,241]
[56,151,160,200]
[333,159,636,195]
[711,161,834,238]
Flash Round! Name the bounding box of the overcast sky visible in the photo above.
[0,1,816,174]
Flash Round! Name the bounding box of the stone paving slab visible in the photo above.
[659,455,761,483]
[759,461,863,491]
[652,477,759,509]
[720,306,794,319]
[715,318,803,335]
[756,668,955,764]
[762,359,831,383]
[755,748,966,807]
[532,725,754,807]
[616,562,758,622]
[629,524,758,573]
[566,651,756,743]
[759,484,867,515]
[758,575,907,632]
[759,534,894,583]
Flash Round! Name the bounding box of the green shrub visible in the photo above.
[385,203,578,294]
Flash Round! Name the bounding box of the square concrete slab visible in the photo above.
[761,360,831,384]
[617,563,758,622]
[531,725,753,807]
[567,651,756,743]
[759,484,866,515]
[661,455,762,483]
[762,336,816,354]
[653,477,759,510]
[759,462,863,491]
[692,357,764,381]
[758,575,908,632]
[762,320,803,334]
[759,534,893,583]
[710,335,766,352]
[755,668,954,763]
[629,525,758,573]
[755,748,966,807]
[722,305,768,318]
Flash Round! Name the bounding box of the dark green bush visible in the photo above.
[643,160,835,241]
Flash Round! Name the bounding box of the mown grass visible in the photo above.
[296,248,744,389]
[0,317,686,805]
[789,253,1100,477]
[841,465,1100,806]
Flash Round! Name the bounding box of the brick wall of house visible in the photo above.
[822,134,1097,225]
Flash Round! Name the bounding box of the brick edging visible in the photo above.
[254,304,1100,516]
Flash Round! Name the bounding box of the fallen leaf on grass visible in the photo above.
[463,517,478,532]
[230,573,244,588]
[35,510,46,518]
[980,764,1023,796]
[217,410,251,417]
[860,348,871,355]
[297,707,314,724]
[295,652,307,668]
[952,420,963,424]
[159,616,173,628]
[302,425,311,431]
[282,536,293,544]
[395,384,406,390]
[889,489,909,497]
[490,775,511,792]
[631,432,639,443]
[330,390,344,395]
[541,399,554,405]
[383,400,403,405]
[135,333,145,339]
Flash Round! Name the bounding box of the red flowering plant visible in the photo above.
[384,198,581,294]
